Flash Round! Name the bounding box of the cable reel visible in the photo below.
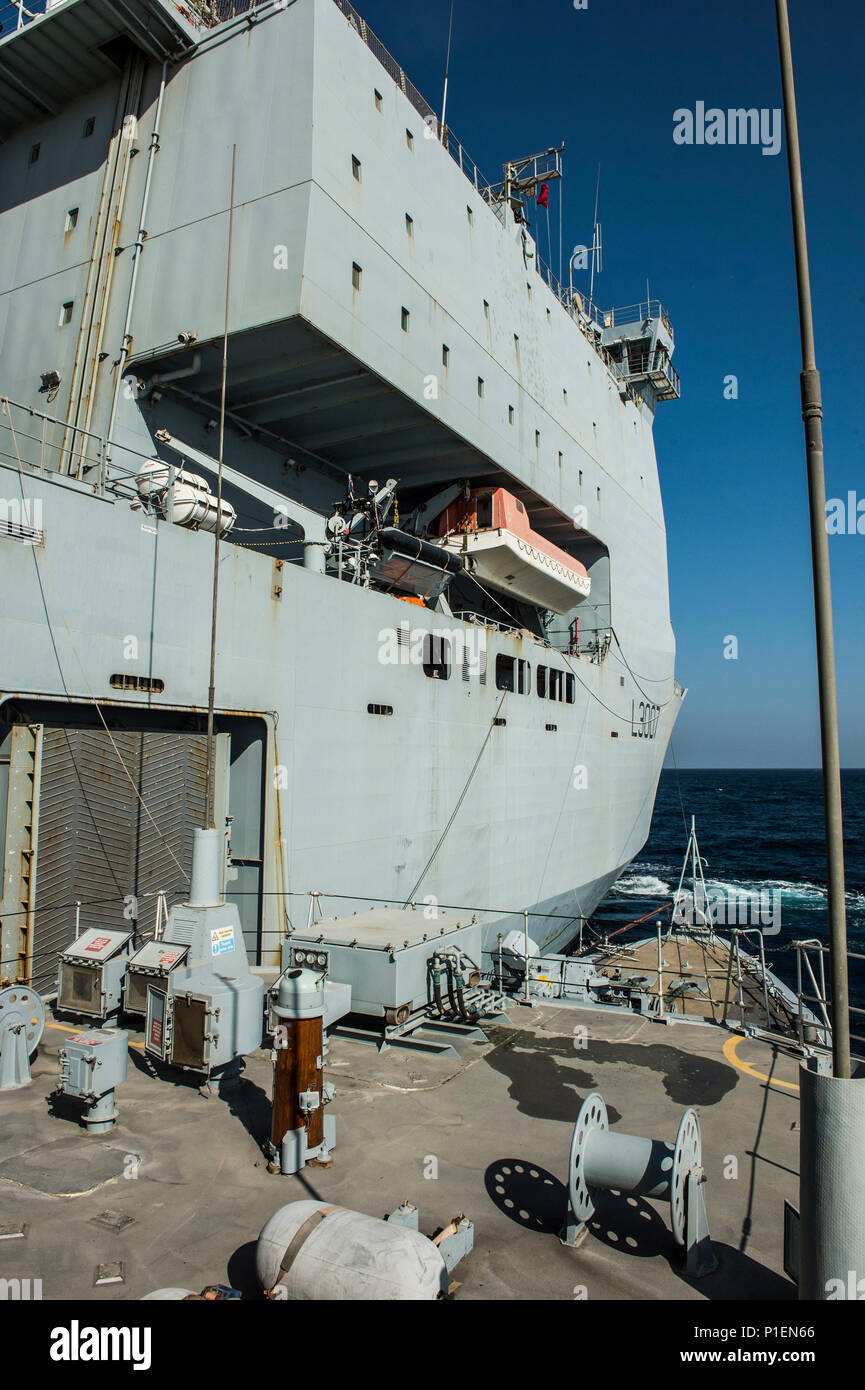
[562,1091,717,1278]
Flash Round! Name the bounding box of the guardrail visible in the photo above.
[794,939,865,1061]
[0,396,142,499]
[0,0,46,38]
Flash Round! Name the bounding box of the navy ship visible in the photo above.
[0,0,683,988]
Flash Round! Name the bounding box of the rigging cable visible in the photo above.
[403,690,506,903]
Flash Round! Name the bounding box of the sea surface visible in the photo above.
[592,769,865,1027]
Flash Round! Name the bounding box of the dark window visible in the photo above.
[536,665,547,698]
[423,634,450,679]
[508,404,514,425]
[367,703,393,716]
[517,659,530,694]
[495,654,515,692]
[442,344,450,366]
[565,673,575,704]
[549,669,564,702]
[401,306,410,331]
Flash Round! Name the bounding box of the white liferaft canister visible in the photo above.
[256,1201,449,1301]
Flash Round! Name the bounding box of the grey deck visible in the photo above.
[0,1005,799,1300]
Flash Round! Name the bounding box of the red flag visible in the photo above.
[537,182,549,208]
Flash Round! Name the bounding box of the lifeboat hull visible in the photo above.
[443,529,591,614]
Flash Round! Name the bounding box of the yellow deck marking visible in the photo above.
[45,1019,145,1050]
[723,1034,800,1093]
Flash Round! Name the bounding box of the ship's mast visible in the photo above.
[205,145,236,829]
[775,0,850,1079]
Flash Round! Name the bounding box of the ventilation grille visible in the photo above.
[110,674,165,693]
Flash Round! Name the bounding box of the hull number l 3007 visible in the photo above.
[631,700,661,739]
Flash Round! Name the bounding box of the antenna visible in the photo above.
[589,164,603,305]
[441,0,456,136]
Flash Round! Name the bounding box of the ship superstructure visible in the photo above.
[0,0,684,989]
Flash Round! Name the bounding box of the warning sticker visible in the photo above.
[158,951,181,966]
[85,937,112,953]
[149,1018,163,1048]
[211,926,235,957]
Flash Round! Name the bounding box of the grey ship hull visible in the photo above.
[0,0,683,982]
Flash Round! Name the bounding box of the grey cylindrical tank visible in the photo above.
[188,827,222,906]
[256,1201,448,1300]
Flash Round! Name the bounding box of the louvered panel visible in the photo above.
[29,729,78,991]
[134,732,207,937]
[31,728,209,991]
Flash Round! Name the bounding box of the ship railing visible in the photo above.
[609,347,681,399]
[793,939,865,1063]
[0,0,45,37]
[0,396,142,500]
[565,624,612,663]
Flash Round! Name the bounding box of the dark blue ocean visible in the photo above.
[591,769,865,1022]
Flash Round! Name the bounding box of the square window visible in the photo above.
[401,307,410,331]
[352,262,362,290]
[351,154,361,181]
[59,301,74,326]
[374,89,382,111]
[406,129,414,149]
[83,117,95,138]
[65,208,79,231]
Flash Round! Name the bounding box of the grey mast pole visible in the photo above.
[774,0,850,1079]
[205,145,236,830]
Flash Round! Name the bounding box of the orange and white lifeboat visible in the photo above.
[437,488,591,615]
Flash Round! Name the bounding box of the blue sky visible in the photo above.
[355,0,865,767]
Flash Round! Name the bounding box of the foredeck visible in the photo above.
[0,1001,799,1300]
